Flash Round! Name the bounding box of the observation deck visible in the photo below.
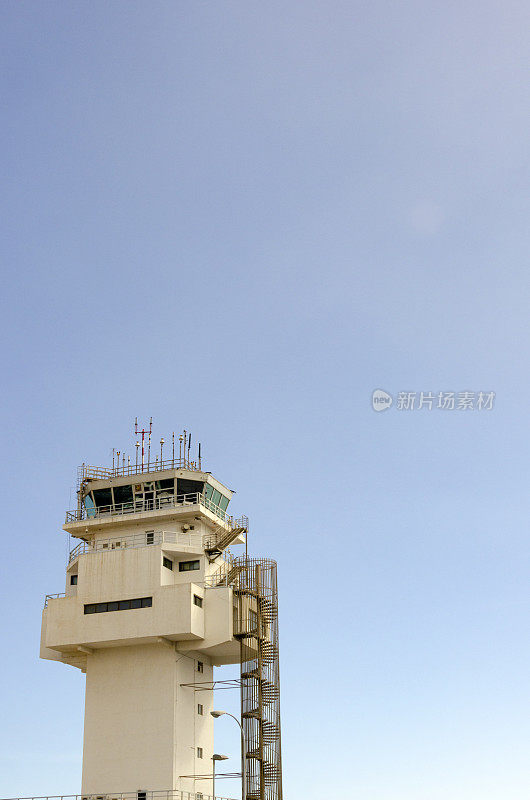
[66,458,242,539]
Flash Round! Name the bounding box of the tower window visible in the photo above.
[70,575,78,586]
[179,560,200,572]
[198,703,203,715]
[146,531,154,545]
[197,661,204,673]
[163,556,173,570]
[193,594,203,608]
[84,597,152,614]
[137,792,147,800]
[197,747,203,759]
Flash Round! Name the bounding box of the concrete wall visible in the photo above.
[81,643,214,794]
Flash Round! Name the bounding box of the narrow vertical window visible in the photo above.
[197,747,203,758]
[197,703,203,715]
[193,594,203,608]
[197,661,204,673]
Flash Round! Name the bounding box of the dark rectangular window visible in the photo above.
[163,556,173,570]
[197,703,203,715]
[179,560,200,572]
[93,488,113,508]
[84,597,152,614]
[70,575,78,585]
[194,594,203,608]
[177,478,204,496]
[197,661,204,673]
[113,484,133,505]
[138,792,147,800]
[197,747,203,759]
[156,478,175,491]
[146,530,154,545]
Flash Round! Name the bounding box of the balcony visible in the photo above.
[67,529,205,566]
[66,492,234,526]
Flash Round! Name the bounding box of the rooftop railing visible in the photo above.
[66,492,232,526]
[79,456,201,484]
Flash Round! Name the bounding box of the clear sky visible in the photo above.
[0,2,529,798]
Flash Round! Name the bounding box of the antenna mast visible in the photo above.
[134,417,153,471]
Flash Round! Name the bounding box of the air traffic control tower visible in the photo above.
[40,425,282,800]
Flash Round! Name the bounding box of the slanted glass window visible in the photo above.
[218,495,229,512]
[163,556,173,571]
[211,489,221,507]
[203,484,213,502]
[93,488,113,508]
[84,493,96,518]
[177,478,204,498]
[179,560,200,572]
[113,484,133,507]
[194,595,203,608]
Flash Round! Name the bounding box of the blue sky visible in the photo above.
[1,1,529,797]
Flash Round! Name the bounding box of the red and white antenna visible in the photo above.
[135,417,153,471]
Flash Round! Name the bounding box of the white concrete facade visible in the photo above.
[41,467,244,796]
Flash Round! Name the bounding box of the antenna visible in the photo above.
[172,433,175,467]
[134,417,153,471]
[198,442,202,470]
[160,438,164,463]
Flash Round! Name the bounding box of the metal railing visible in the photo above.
[79,457,201,483]
[44,593,66,607]
[0,792,235,800]
[68,529,205,565]
[66,493,231,525]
